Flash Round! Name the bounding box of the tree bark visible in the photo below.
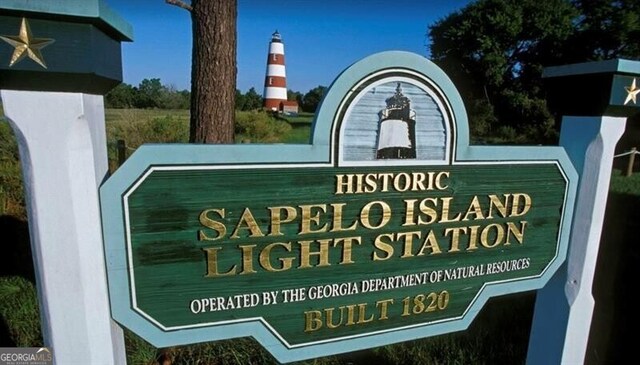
[189,0,237,143]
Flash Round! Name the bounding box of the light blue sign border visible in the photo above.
[100,51,578,362]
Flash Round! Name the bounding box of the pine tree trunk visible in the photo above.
[190,0,237,143]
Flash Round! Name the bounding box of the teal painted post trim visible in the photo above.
[543,58,640,78]
[100,51,579,363]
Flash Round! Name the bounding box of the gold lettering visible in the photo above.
[203,247,236,277]
[230,208,264,239]
[335,171,450,194]
[198,208,226,241]
[418,198,439,225]
[487,194,509,218]
[417,230,442,255]
[354,174,364,194]
[373,233,394,261]
[393,172,411,192]
[325,307,343,329]
[300,204,329,234]
[480,223,505,248]
[259,242,294,272]
[360,201,391,229]
[376,299,394,320]
[304,310,323,332]
[462,196,485,221]
[506,221,527,244]
[379,173,393,192]
[439,197,461,223]
[411,172,426,191]
[299,239,331,268]
[333,236,362,264]
[357,303,375,324]
[467,225,480,250]
[511,193,532,217]
[345,304,357,325]
[435,171,449,190]
[397,231,421,258]
[331,203,359,232]
[426,172,436,190]
[364,174,378,193]
[268,206,297,236]
[335,174,352,194]
[303,300,395,331]
[403,199,417,226]
[445,226,467,252]
[239,245,257,274]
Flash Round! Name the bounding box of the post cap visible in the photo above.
[0,0,133,94]
[543,59,640,118]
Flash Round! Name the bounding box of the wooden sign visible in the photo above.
[100,52,578,362]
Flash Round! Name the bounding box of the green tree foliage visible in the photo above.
[235,89,246,110]
[567,0,640,61]
[105,83,136,108]
[160,86,191,110]
[243,87,263,110]
[429,0,577,142]
[235,87,264,111]
[288,89,303,105]
[136,78,164,108]
[302,85,327,113]
[105,79,190,110]
[429,0,639,143]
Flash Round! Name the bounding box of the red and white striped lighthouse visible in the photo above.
[263,30,288,110]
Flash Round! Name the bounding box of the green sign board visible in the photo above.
[101,52,577,362]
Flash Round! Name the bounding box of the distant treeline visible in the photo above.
[106,79,327,113]
[105,79,190,109]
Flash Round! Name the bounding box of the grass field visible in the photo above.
[1,107,638,364]
[609,168,640,194]
[280,112,315,143]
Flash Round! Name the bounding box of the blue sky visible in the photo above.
[107,0,471,93]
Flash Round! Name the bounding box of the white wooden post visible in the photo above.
[527,116,626,364]
[1,90,126,364]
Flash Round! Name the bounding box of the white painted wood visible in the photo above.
[1,90,126,365]
[528,116,626,364]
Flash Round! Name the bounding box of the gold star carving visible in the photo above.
[0,18,55,69]
[624,78,640,105]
